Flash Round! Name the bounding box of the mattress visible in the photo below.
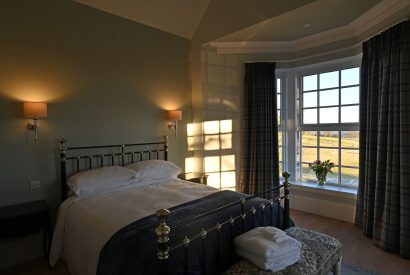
[49,178,218,275]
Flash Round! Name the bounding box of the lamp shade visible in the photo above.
[165,110,182,121]
[23,102,47,118]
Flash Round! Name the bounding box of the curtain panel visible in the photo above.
[355,21,410,258]
[239,62,279,198]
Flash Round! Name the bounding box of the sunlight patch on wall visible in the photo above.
[203,120,232,151]
[204,156,220,172]
[187,122,203,151]
[203,120,219,134]
[185,157,194,174]
[204,135,219,150]
[187,119,236,190]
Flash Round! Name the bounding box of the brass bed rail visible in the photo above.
[155,172,292,274]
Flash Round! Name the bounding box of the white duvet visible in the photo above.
[50,178,218,275]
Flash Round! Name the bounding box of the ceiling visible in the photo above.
[216,0,381,42]
[72,0,211,39]
[73,0,409,46]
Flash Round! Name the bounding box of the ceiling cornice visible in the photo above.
[209,0,409,54]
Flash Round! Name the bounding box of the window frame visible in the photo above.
[276,76,286,174]
[295,60,361,188]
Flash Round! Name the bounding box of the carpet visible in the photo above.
[327,263,378,275]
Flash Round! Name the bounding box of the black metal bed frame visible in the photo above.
[58,137,291,274]
[154,173,291,274]
[59,136,169,201]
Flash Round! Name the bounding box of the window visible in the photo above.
[298,67,360,187]
[277,78,284,174]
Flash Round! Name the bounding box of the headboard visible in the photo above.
[59,136,168,201]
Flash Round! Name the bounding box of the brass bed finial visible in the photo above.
[282,172,291,229]
[155,208,171,260]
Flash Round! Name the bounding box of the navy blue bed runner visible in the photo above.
[97,190,290,275]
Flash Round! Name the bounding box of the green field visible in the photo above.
[300,132,359,186]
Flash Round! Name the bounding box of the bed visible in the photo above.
[50,137,292,275]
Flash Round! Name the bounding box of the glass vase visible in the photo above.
[316,172,327,186]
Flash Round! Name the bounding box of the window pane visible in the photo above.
[341,106,359,123]
[221,134,232,149]
[279,147,283,162]
[303,109,317,124]
[319,131,339,147]
[277,94,281,109]
[341,167,359,186]
[221,155,235,171]
[302,147,317,163]
[302,131,317,146]
[341,131,359,148]
[277,78,281,92]
[341,67,359,86]
[341,149,359,167]
[278,131,282,146]
[303,92,317,108]
[341,87,359,105]
[279,162,283,174]
[319,107,338,123]
[320,148,339,164]
[303,74,317,91]
[301,163,316,181]
[204,135,220,150]
[320,89,339,106]
[320,71,339,89]
[326,167,339,184]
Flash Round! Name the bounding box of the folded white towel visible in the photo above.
[236,247,301,272]
[234,227,302,259]
[260,227,287,243]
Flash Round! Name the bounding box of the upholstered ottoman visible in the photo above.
[225,227,342,275]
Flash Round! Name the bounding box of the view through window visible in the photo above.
[299,67,360,187]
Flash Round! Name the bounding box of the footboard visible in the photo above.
[155,172,292,274]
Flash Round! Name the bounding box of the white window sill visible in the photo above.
[290,181,357,199]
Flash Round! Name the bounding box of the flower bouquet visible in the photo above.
[309,159,335,186]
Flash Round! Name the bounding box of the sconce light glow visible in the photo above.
[166,110,182,138]
[23,102,48,144]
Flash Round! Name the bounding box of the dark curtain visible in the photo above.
[239,62,279,198]
[355,21,410,258]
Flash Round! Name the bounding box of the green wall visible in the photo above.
[0,0,190,212]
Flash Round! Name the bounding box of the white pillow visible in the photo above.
[126,160,182,181]
[67,166,137,196]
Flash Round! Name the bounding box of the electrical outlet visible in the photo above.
[30,180,41,190]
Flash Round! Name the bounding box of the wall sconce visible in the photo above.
[23,102,47,144]
[165,110,182,138]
